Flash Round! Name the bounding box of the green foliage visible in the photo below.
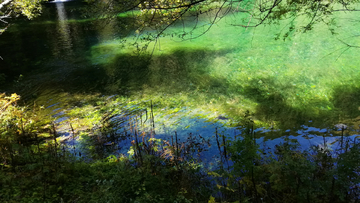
[0,146,210,202]
[207,129,360,203]
[2,93,360,203]
[0,95,211,202]
[0,0,46,34]
[12,0,45,19]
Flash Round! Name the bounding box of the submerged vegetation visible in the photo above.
[2,0,360,202]
[0,0,359,130]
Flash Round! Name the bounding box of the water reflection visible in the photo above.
[57,107,360,165]
[54,2,73,57]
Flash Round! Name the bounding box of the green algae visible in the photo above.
[86,9,360,129]
[3,3,360,134]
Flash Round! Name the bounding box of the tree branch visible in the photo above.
[231,0,283,28]
[0,0,12,11]
[338,38,360,49]
[148,0,208,10]
[332,9,360,12]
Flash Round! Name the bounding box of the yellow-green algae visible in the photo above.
[83,10,360,130]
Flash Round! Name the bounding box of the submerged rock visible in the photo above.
[217,115,229,120]
[335,123,347,130]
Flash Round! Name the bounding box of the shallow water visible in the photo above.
[1,0,360,157]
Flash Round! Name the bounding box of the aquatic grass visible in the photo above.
[89,35,351,126]
[5,3,360,134]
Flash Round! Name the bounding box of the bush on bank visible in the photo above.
[1,93,360,203]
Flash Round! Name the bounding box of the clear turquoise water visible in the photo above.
[1,0,360,141]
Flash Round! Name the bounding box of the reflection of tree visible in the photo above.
[53,2,73,57]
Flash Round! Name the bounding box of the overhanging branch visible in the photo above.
[0,0,12,11]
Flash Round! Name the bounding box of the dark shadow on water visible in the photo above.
[240,77,335,130]
[2,45,233,107]
[238,75,360,132]
[332,85,360,120]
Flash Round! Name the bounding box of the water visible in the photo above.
[1,0,360,158]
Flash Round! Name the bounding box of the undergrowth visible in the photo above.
[1,93,360,203]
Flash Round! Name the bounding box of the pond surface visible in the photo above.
[1,0,360,158]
